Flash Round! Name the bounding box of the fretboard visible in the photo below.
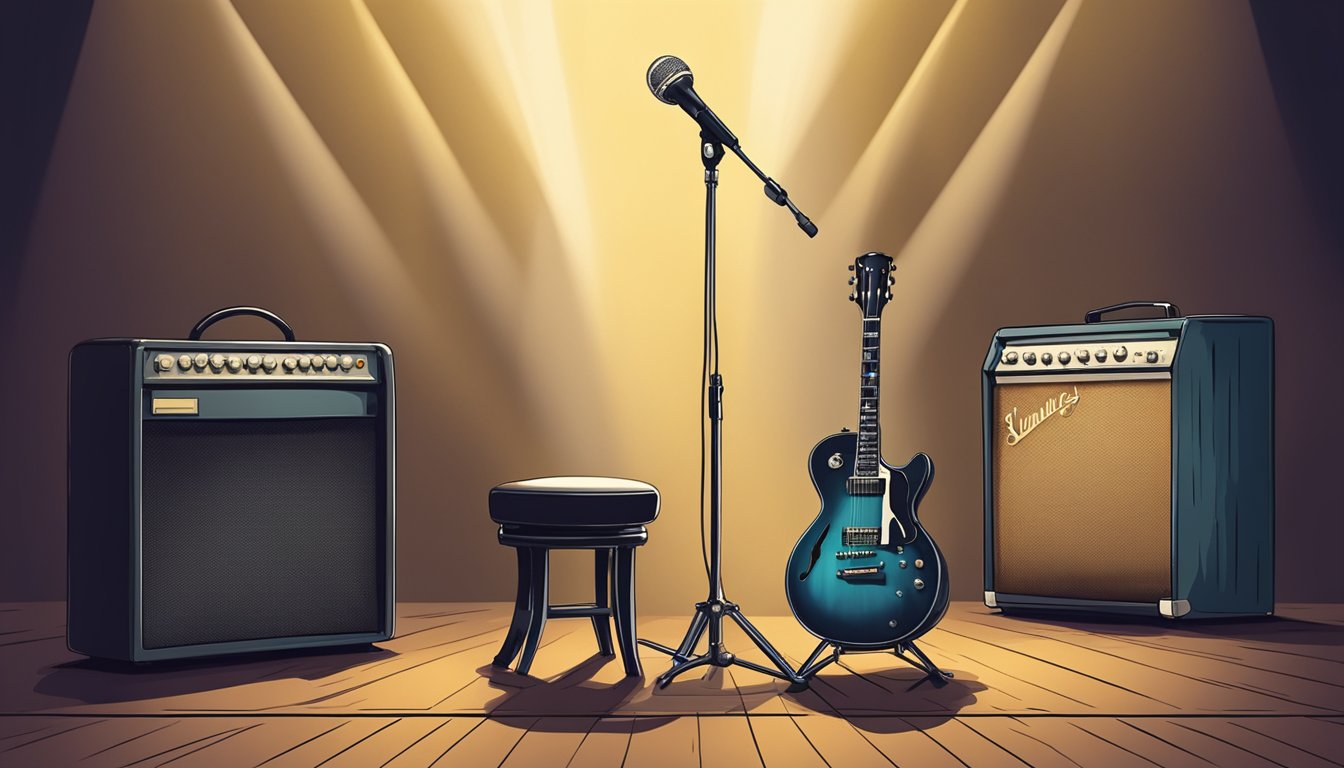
[855,317,881,476]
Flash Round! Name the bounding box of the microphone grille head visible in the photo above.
[647,55,692,104]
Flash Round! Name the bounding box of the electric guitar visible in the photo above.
[784,252,950,648]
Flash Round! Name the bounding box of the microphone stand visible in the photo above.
[638,131,811,690]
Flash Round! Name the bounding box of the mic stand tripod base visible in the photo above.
[637,598,806,690]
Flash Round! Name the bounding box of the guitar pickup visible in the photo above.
[842,527,881,546]
[836,550,876,559]
[837,563,885,580]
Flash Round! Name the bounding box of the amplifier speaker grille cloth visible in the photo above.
[993,379,1171,602]
[141,419,381,649]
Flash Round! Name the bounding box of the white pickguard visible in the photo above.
[878,463,906,545]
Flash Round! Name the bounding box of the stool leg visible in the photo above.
[515,547,550,676]
[592,548,615,657]
[611,546,642,676]
[492,547,534,668]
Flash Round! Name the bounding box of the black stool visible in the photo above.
[489,476,659,677]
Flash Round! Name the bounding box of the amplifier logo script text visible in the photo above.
[1005,387,1080,447]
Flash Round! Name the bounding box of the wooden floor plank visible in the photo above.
[159,719,344,768]
[956,717,1090,768]
[621,715,699,768]
[565,717,634,768]
[913,718,1032,768]
[431,716,534,767]
[253,718,390,768]
[499,716,595,768]
[1194,718,1340,768]
[1119,717,1284,768]
[791,713,896,766]
[1243,717,1344,766]
[744,716,828,768]
[847,718,969,768]
[696,715,764,768]
[381,718,482,768]
[1069,716,1221,767]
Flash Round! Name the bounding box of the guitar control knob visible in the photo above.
[246,355,262,371]
[1041,352,1053,365]
[1023,352,1037,365]
[1094,349,1107,362]
[209,353,225,370]
[283,357,298,372]
[1004,351,1018,365]
[914,579,925,590]
[915,559,924,568]
[177,354,193,371]
[1114,345,1128,362]
[227,356,243,372]
[262,355,277,372]
[1058,351,1071,364]
[1076,349,1089,363]
[1146,351,1160,364]
[155,354,175,372]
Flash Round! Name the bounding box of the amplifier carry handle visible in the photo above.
[188,306,296,341]
[1085,301,1181,324]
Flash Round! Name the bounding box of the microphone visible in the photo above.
[646,55,817,238]
[646,55,739,149]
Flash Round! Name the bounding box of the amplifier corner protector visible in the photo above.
[1159,598,1191,619]
[984,591,998,608]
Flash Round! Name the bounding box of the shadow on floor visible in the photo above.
[32,643,394,705]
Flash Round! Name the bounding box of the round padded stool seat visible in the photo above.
[489,476,660,527]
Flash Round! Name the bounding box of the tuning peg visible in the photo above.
[885,291,893,300]
[848,276,856,285]
[848,264,855,271]
[849,292,857,301]
[888,276,895,285]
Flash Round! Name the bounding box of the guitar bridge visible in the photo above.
[842,527,881,546]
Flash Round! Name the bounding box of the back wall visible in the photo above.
[3,0,1341,614]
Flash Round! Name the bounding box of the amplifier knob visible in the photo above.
[283,357,298,372]
[339,355,354,370]
[1094,349,1107,362]
[324,355,339,370]
[262,355,278,372]
[209,353,225,371]
[311,356,325,370]
[1023,352,1037,365]
[1114,345,1128,362]
[1041,352,1053,365]
[1004,351,1018,365]
[246,355,261,371]
[177,354,193,371]
[227,356,243,372]
[193,353,209,370]
[1058,351,1071,364]
[155,354,175,372]
[298,355,312,371]
[1146,351,1160,364]
[1076,349,1089,363]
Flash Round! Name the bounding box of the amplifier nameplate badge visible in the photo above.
[152,398,199,415]
[1005,386,1078,447]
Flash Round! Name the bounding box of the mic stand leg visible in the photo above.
[637,131,804,690]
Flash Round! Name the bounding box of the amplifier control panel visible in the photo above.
[145,351,376,381]
[995,338,1178,374]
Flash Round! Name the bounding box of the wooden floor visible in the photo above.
[1,602,1342,766]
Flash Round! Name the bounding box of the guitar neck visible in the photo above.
[855,316,882,476]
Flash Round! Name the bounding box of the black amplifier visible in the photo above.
[68,307,395,661]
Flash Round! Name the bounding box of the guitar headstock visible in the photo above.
[847,251,895,318]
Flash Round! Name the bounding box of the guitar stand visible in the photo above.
[794,638,953,689]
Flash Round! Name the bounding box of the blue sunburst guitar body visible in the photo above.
[785,252,950,650]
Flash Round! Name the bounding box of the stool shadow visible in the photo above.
[479,655,643,715]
